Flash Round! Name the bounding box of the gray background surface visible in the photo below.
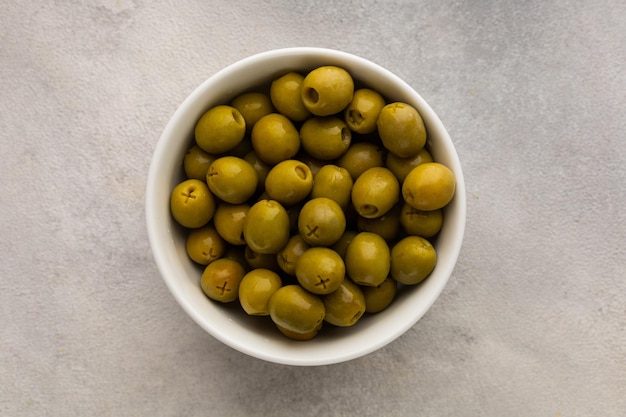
[2,1,625,416]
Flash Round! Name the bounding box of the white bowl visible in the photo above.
[146,47,466,366]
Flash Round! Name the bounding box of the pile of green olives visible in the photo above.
[170,65,456,341]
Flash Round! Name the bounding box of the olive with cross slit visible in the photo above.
[297,197,346,247]
[200,258,246,303]
[185,224,226,265]
[295,247,345,295]
[170,179,216,229]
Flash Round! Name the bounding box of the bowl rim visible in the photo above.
[146,47,466,366]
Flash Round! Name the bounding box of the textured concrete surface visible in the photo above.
[1,1,625,416]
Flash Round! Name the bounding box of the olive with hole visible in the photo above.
[402,162,456,211]
[390,236,437,285]
[231,92,274,132]
[310,164,353,210]
[251,113,300,165]
[356,203,402,242]
[195,105,246,154]
[351,167,399,219]
[200,258,246,303]
[170,179,216,229]
[345,232,390,287]
[298,197,346,247]
[344,88,385,134]
[362,276,397,313]
[186,224,226,265]
[238,268,282,316]
[213,203,249,245]
[270,72,311,122]
[183,145,217,180]
[323,279,366,327]
[243,199,290,254]
[206,156,258,204]
[265,159,313,206]
[377,102,426,158]
[295,247,345,295]
[269,285,325,341]
[300,116,351,160]
[386,148,433,183]
[277,234,311,276]
[337,142,385,180]
[301,66,354,116]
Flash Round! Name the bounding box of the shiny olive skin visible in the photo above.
[265,159,313,206]
[251,113,300,165]
[277,234,310,276]
[269,285,325,340]
[295,247,345,295]
[170,179,216,228]
[270,72,311,122]
[310,164,353,210]
[356,203,402,242]
[400,204,443,238]
[301,66,354,116]
[390,236,437,285]
[323,279,366,327]
[213,203,249,245]
[206,156,258,204]
[402,162,456,211]
[298,197,346,247]
[238,268,282,316]
[344,88,386,134]
[243,199,290,254]
[386,148,433,183]
[231,92,274,132]
[200,258,246,303]
[362,276,397,313]
[186,224,226,265]
[184,145,217,180]
[377,102,426,158]
[195,105,246,154]
[345,232,390,287]
[351,167,400,219]
[337,142,385,180]
[300,116,351,160]
[244,246,280,271]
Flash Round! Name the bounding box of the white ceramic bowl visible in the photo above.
[146,47,466,366]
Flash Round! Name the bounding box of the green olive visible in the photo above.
[356,203,402,242]
[402,162,456,211]
[386,148,433,183]
[300,116,351,160]
[295,247,345,295]
[195,105,246,154]
[244,245,280,271]
[362,276,397,313]
[243,151,271,193]
[377,102,426,158]
[344,88,386,134]
[185,224,226,265]
[337,142,385,180]
[231,92,274,132]
[243,199,290,254]
[400,203,443,238]
[206,156,258,204]
[323,279,366,327]
[298,197,346,247]
[238,268,282,316]
[269,285,325,340]
[183,145,217,180]
[351,167,400,219]
[331,230,358,259]
[277,234,310,276]
[390,236,437,285]
[345,232,390,286]
[270,72,311,122]
[251,113,300,165]
[200,258,246,303]
[310,164,353,210]
[213,203,249,245]
[301,66,354,116]
[170,179,216,228]
[265,159,313,206]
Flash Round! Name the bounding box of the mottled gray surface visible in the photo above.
[1,1,625,416]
